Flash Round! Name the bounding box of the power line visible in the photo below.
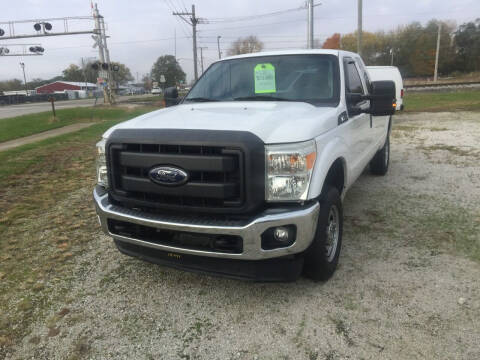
[205,5,307,23]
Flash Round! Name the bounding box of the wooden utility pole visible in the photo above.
[173,5,206,81]
[434,22,442,82]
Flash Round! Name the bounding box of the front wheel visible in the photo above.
[303,186,343,281]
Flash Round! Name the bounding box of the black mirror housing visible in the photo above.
[164,87,179,107]
[368,81,396,116]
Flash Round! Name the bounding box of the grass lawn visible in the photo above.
[0,105,158,350]
[403,90,480,112]
[0,106,160,143]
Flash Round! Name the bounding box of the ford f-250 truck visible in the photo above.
[94,49,397,281]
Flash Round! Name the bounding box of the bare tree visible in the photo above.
[227,36,264,56]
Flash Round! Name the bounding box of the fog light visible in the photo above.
[261,225,296,250]
[274,227,290,242]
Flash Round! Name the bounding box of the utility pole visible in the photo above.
[19,62,28,94]
[357,0,363,55]
[174,28,177,59]
[93,4,107,103]
[434,22,442,82]
[217,35,222,59]
[173,4,206,81]
[99,12,114,103]
[199,46,207,74]
[307,0,314,49]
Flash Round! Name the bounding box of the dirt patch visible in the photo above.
[2,112,480,359]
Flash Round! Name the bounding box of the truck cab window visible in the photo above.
[345,60,364,94]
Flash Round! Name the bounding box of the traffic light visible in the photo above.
[34,23,41,31]
[91,63,99,70]
[0,29,4,36]
[0,47,9,55]
[101,62,109,70]
[44,22,52,31]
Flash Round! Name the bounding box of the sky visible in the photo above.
[0,0,479,83]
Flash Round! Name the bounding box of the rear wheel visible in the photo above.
[370,135,390,176]
[303,186,343,281]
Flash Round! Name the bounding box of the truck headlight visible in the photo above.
[96,138,109,188]
[266,140,316,201]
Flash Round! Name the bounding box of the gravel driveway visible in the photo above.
[6,112,480,360]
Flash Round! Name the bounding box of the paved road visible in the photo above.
[0,94,148,119]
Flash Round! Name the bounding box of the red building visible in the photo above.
[35,81,98,94]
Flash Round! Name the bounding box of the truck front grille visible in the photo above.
[109,143,244,211]
[106,129,265,215]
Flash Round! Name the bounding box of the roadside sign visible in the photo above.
[153,81,159,88]
[99,70,108,79]
[160,75,166,83]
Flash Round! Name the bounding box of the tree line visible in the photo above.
[0,60,135,92]
[323,18,480,77]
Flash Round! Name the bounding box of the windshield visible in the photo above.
[185,54,340,106]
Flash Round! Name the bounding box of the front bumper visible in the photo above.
[94,186,319,261]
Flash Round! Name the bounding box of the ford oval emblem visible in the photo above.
[148,166,189,186]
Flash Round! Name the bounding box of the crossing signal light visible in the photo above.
[29,46,44,53]
[34,22,52,32]
[91,62,120,71]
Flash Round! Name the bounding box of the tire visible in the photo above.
[303,186,343,281]
[370,134,390,176]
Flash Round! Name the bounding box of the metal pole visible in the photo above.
[199,47,205,74]
[174,28,177,59]
[307,0,314,49]
[390,49,394,66]
[357,0,363,55]
[434,22,441,82]
[192,5,198,81]
[20,62,28,94]
[217,35,221,59]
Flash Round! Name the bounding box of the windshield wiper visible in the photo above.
[233,95,291,102]
[184,97,219,102]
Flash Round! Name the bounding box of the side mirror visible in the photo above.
[163,86,179,107]
[368,81,396,116]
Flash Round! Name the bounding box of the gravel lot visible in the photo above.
[5,111,480,360]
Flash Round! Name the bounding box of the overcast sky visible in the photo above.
[1,0,478,83]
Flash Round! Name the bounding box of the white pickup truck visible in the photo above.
[94,49,397,281]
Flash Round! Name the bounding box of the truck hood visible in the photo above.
[104,101,339,143]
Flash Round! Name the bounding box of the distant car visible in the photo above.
[367,66,404,111]
[151,88,162,95]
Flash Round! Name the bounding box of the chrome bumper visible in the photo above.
[93,187,319,260]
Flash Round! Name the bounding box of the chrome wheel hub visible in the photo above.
[325,205,339,262]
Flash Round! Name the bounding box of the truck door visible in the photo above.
[343,57,371,178]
